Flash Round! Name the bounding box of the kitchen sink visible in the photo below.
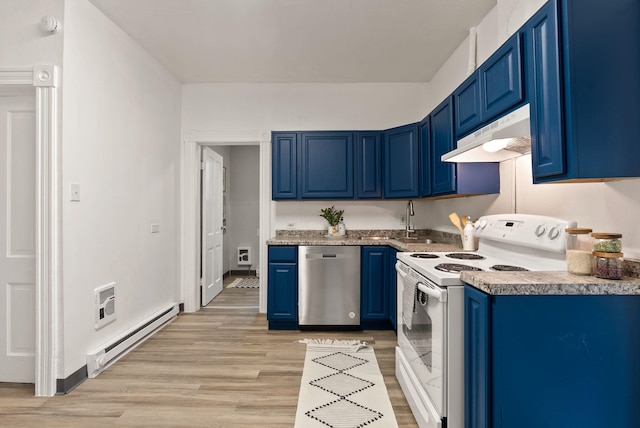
[358,236,390,240]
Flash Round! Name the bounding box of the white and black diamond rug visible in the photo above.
[226,277,259,288]
[294,339,398,428]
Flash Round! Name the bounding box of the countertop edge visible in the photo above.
[461,271,640,296]
[266,237,461,253]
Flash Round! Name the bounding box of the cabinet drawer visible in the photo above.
[268,246,297,263]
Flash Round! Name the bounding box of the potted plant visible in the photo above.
[320,206,344,237]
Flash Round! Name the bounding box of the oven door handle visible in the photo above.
[395,262,409,278]
[417,282,447,303]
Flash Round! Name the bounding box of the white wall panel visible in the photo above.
[8,282,36,355]
[7,111,36,257]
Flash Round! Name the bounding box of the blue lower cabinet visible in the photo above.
[267,246,297,330]
[360,246,392,330]
[464,286,490,428]
[465,285,640,428]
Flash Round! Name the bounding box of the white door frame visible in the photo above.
[181,131,271,313]
[0,66,60,396]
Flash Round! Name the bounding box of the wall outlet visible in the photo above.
[285,222,297,230]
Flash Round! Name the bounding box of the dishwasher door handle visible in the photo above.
[305,253,352,260]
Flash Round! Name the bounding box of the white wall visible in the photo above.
[61,0,182,377]
[182,83,430,131]
[0,0,64,68]
[228,146,260,271]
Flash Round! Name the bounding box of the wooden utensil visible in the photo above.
[461,216,468,228]
[449,212,464,236]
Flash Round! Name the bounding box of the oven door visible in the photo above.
[397,265,448,417]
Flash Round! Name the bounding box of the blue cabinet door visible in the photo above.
[491,294,640,428]
[480,33,524,122]
[464,285,490,428]
[526,0,640,183]
[430,97,456,196]
[267,246,297,330]
[454,72,483,137]
[523,0,565,180]
[271,132,298,199]
[388,247,398,331]
[418,116,432,197]
[383,123,420,199]
[355,132,382,199]
[361,246,390,329]
[300,132,354,199]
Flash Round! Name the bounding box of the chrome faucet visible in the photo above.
[405,200,415,238]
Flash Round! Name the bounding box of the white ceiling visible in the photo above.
[88,0,496,83]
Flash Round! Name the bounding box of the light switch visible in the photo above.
[70,183,80,202]
[151,223,160,233]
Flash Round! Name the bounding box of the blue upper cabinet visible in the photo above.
[523,0,564,180]
[383,123,420,198]
[430,97,500,197]
[430,97,456,195]
[480,33,524,123]
[418,116,432,197]
[453,72,483,137]
[355,132,383,199]
[300,132,354,199]
[524,0,640,183]
[272,132,298,199]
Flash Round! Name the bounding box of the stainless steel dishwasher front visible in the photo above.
[298,246,360,329]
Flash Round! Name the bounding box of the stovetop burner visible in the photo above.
[446,252,485,260]
[435,263,483,273]
[491,264,529,272]
[410,253,439,259]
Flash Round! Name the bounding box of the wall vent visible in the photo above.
[237,247,251,266]
[95,282,116,330]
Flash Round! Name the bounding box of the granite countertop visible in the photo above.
[267,231,462,253]
[462,270,640,296]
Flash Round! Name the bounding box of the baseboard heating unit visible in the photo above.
[86,303,180,378]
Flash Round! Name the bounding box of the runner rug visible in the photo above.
[226,277,259,288]
[294,339,398,428]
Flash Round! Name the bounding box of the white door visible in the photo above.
[0,95,36,383]
[201,147,224,306]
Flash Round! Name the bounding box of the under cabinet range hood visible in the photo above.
[442,104,531,163]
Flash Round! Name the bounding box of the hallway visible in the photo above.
[0,279,417,427]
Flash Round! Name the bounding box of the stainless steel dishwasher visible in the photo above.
[298,246,360,329]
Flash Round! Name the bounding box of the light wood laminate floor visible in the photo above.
[0,276,417,427]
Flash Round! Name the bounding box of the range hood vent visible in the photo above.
[442,104,531,163]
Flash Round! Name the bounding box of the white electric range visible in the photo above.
[395,213,577,428]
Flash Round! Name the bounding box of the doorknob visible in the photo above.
[221,225,227,233]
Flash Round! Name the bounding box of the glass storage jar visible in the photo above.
[565,228,593,275]
[592,233,622,253]
[592,252,623,280]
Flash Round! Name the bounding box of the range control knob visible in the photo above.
[548,227,560,240]
[534,224,546,237]
[479,219,487,229]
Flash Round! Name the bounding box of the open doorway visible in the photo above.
[205,145,260,310]
[181,131,271,314]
